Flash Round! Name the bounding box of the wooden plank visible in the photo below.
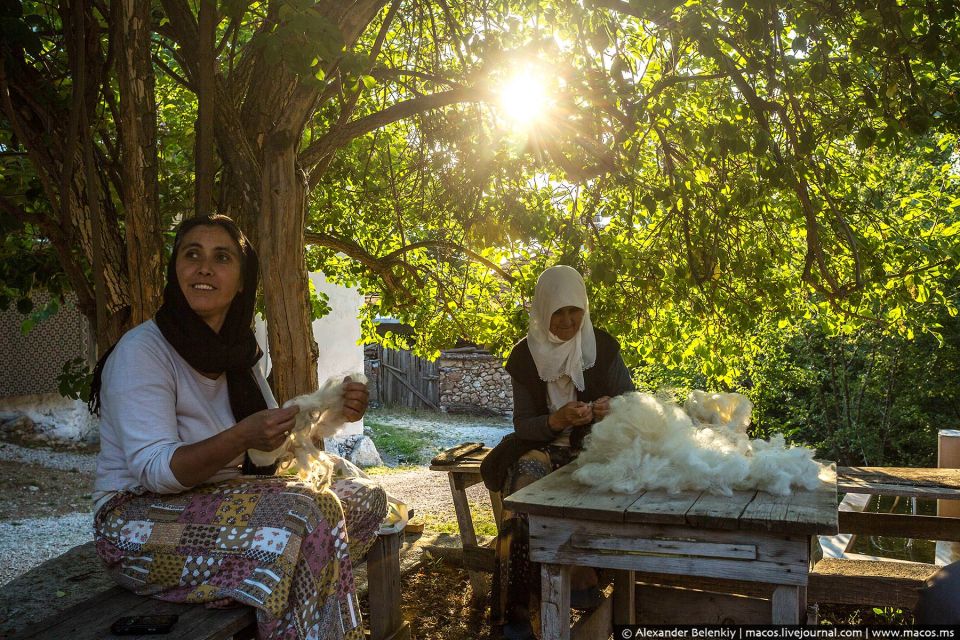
[636,584,771,624]
[11,585,254,640]
[503,464,644,521]
[820,492,871,559]
[740,464,838,535]
[421,543,495,572]
[447,473,486,596]
[462,545,496,572]
[936,540,960,566]
[612,570,636,625]
[838,511,960,541]
[367,531,408,640]
[571,591,612,640]
[541,563,571,640]
[771,586,800,624]
[685,490,757,531]
[625,490,702,525]
[838,466,960,499]
[381,360,439,411]
[808,558,936,608]
[448,474,479,548]
[450,472,482,491]
[428,460,483,473]
[528,516,809,586]
[570,533,757,560]
[634,571,776,599]
[489,490,504,527]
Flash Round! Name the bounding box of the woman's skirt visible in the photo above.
[492,445,577,626]
[94,476,387,640]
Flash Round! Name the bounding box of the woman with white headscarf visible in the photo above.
[480,265,635,640]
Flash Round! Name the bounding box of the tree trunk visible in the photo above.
[258,137,318,404]
[115,0,163,326]
[194,0,216,217]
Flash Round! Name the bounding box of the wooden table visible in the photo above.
[503,463,839,637]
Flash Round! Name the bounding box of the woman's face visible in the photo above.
[549,305,584,341]
[175,225,243,333]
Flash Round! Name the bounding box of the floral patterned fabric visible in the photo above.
[94,476,386,640]
[493,445,577,627]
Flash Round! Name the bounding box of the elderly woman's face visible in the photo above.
[175,225,243,333]
[549,306,584,341]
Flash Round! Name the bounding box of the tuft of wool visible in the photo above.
[572,391,822,496]
[684,389,753,434]
[247,373,368,489]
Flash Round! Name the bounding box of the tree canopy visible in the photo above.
[1,0,959,460]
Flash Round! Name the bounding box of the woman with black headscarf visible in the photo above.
[90,215,386,640]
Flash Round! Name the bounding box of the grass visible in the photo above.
[364,465,421,476]
[422,500,499,538]
[365,419,440,465]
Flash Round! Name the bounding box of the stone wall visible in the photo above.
[438,349,513,416]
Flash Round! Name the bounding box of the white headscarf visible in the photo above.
[527,265,597,392]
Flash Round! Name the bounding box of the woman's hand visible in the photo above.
[549,401,593,431]
[342,377,369,422]
[235,406,299,451]
[592,396,612,421]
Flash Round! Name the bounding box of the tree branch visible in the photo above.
[381,240,514,283]
[301,85,490,171]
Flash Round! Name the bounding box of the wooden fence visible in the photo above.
[373,346,440,410]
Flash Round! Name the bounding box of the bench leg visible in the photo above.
[366,531,410,640]
[448,474,488,603]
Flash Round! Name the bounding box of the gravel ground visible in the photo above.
[0,412,505,587]
[0,442,97,472]
[0,513,94,586]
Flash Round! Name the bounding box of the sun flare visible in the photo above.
[498,67,551,128]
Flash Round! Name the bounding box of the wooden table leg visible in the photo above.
[771,585,800,624]
[541,563,571,640]
[613,569,636,625]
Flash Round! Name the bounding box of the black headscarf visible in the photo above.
[89,215,273,473]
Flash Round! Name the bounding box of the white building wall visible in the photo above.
[255,272,364,437]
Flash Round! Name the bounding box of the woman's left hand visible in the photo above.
[592,396,612,420]
[342,377,369,422]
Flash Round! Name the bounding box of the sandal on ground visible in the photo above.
[570,585,604,610]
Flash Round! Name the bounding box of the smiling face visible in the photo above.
[549,305,585,342]
[175,225,244,333]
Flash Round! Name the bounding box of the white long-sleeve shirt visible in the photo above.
[93,320,275,511]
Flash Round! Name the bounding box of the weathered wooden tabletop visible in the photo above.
[837,466,960,499]
[504,462,839,535]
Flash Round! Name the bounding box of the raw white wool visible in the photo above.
[247,373,367,488]
[572,391,822,496]
[684,389,753,434]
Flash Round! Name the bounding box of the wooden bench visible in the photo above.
[11,530,409,640]
[806,466,960,612]
[428,446,502,595]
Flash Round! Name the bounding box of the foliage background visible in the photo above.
[2,0,960,465]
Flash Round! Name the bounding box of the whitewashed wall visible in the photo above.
[256,272,364,437]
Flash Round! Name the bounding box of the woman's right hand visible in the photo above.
[234,406,299,451]
[549,401,593,431]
